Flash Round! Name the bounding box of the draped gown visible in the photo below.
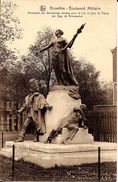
[40,36,78,86]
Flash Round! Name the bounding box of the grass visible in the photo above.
[0,155,116,181]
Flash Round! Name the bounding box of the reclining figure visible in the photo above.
[45,104,87,143]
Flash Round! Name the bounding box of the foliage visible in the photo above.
[0,68,10,100]
[0,0,23,101]
[19,27,56,96]
[72,58,113,108]
[0,0,23,65]
[100,82,113,105]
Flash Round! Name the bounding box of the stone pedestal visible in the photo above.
[0,141,116,168]
[45,85,81,133]
[40,85,94,144]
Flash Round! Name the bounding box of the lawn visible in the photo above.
[0,155,116,181]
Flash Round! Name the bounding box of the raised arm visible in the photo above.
[63,23,86,50]
[40,41,53,52]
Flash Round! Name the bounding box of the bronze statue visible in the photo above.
[45,104,87,143]
[16,78,52,142]
[38,24,86,86]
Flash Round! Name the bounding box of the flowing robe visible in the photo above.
[51,37,78,85]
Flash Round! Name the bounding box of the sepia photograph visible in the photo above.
[0,0,117,181]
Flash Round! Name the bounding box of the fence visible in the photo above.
[85,106,117,143]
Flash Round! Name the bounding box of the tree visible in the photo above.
[0,61,26,102]
[0,0,23,101]
[100,82,113,105]
[0,67,10,100]
[7,62,27,101]
[72,58,110,108]
[0,0,23,65]
[21,27,55,95]
[0,26,55,101]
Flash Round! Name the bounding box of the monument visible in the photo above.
[38,24,93,144]
[0,25,116,168]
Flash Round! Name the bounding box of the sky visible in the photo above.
[7,0,117,82]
